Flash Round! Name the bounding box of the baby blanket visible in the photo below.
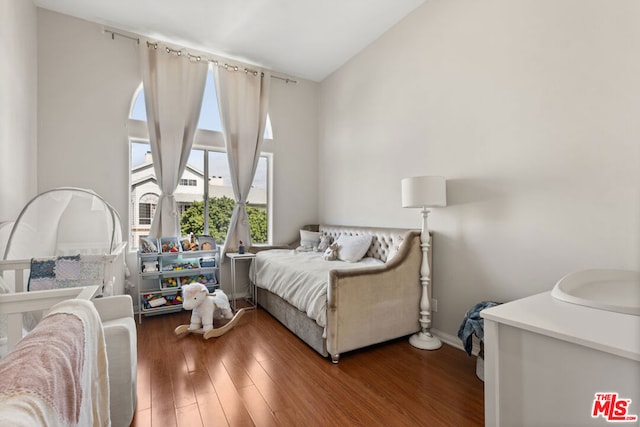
[0,298,110,426]
[28,255,104,291]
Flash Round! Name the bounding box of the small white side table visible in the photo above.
[226,252,257,310]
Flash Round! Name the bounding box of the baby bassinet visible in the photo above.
[0,188,128,356]
[0,187,127,295]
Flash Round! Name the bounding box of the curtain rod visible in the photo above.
[104,28,298,84]
[104,29,139,44]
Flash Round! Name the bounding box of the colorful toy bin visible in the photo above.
[142,292,182,309]
[160,277,180,289]
[160,237,181,253]
[161,258,200,272]
[180,274,217,287]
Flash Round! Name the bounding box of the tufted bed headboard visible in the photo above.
[318,225,416,263]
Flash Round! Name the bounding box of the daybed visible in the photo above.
[252,225,428,363]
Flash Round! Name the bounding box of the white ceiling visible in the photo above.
[33,0,425,82]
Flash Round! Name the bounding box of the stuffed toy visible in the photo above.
[323,242,339,261]
[181,283,233,332]
[142,261,159,272]
[317,235,332,252]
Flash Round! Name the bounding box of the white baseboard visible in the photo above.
[432,328,480,356]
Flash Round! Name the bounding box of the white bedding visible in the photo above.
[251,249,383,328]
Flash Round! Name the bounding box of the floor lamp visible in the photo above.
[401,176,446,350]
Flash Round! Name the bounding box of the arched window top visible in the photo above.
[139,193,159,204]
[130,68,273,139]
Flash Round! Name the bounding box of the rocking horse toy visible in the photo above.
[174,283,245,339]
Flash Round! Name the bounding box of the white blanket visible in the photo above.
[0,299,110,426]
[251,249,383,327]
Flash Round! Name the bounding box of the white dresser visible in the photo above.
[481,291,640,426]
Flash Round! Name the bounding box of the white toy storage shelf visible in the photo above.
[137,237,219,323]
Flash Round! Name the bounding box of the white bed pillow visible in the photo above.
[336,234,372,263]
[299,230,321,249]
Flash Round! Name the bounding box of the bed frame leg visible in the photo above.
[331,354,340,364]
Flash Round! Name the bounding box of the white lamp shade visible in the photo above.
[401,176,447,208]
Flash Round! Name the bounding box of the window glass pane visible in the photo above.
[197,71,222,131]
[131,141,151,168]
[130,86,146,121]
[178,149,205,238]
[264,115,273,140]
[200,151,234,243]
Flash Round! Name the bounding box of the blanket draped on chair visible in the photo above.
[0,298,110,426]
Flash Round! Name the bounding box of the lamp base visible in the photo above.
[409,331,442,350]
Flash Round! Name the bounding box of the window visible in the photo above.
[139,203,152,225]
[135,193,158,227]
[139,203,153,225]
[129,67,271,250]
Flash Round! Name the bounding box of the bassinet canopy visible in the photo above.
[3,187,123,261]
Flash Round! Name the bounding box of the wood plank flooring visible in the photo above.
[130,308,484,427]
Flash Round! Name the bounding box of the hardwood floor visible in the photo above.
[130,308,484,427]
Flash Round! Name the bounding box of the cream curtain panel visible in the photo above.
[214,67,271,257]
[140,44,208,238]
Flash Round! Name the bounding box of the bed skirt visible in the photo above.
[257,287,327,357]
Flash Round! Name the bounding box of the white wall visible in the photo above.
[269,77,319,244]
[37,9,140,219]
[0,0,38,222]
[319,0,640,339]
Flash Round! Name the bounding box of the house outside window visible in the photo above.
[179,179,197,186]
[128,67,271,250]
